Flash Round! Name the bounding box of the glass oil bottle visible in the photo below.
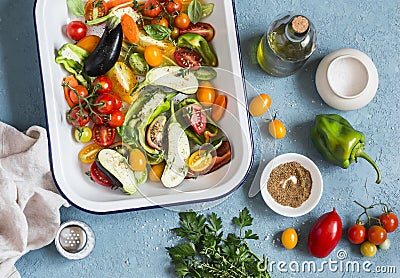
[257,13,317,77]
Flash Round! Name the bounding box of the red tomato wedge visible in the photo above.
[90,162,113,186]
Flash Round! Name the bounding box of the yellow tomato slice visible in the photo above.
[78,143,103,164]
[188,150,215,174]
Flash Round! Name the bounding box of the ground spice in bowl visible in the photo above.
[266,161,312,208]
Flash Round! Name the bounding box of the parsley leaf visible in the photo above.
[166,208,271,278]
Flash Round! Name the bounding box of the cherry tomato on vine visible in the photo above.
[347,224,366,244]
[74,126,92,143]
[196,81,216,107]
[151,17,169,28]
[174,13,190,29]
[66,21,87,41]
[281,228,298,250]
[379,238,391,250]
[379,212,398,233]
[111,94,123,111]
[66,106,90,127]
[84,0,108,22]
[129,148,147,172]
[144,45,163,67]
[93,75,112,94]
[249,93,272,117]
[92,124,116,147]
[367,225,387,245]
[142,0,162,18]
[69,85,88,105]
[269,119,286,139]
[108,110,125,127]
[164,0,182,14]
[360,241,377,257]
[94,93,116,114]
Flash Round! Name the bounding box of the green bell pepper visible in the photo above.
[310,114,381,184]
[177,33,218,67]
[55,43,90,86]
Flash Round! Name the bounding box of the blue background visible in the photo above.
[0,0,399,277]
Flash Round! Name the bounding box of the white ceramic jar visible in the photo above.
[315,48,379,111]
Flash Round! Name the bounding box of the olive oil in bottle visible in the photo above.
[257,13,317,77]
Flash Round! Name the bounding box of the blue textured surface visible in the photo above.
[1,0,399,277]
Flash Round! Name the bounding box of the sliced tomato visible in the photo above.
[92,124,116,147]
[188,149,215,175]
[78,143,103,164]
[174,47,202,69]
[84,0,109,22]
[146,115,166,150]
[179,22,215,42]
[182,104,207,135]
[66,106,90,127]
[90,162,113,186]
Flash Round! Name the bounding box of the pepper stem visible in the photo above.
[357,150,382,184]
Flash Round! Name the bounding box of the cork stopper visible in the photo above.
[291,16,309,34]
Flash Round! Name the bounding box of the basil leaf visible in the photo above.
[188,0,203,24]
[202,3,214,18]
[143,24,172,41]
[66,0,85,17]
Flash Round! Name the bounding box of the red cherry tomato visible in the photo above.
[69,85,88,105]
[347,224,367,244]
[379,212,398,233]
[93,75,113,94]
[142,0,162,18]
[174,47,202,69]
[165,0,182,14]
[66,21,87,41]
[94,93,116,114]
[66,106,90,127]
[180,22,215,42]
[92,124,116,147]
[108,110,125,127]
[308,208,343,258]
[367,225,387,245]
[90,162,113,186]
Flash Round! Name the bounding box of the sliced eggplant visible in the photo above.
[84,21,123,77]
[96,149,137,194]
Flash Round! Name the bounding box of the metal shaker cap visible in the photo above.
[55,220,95,260]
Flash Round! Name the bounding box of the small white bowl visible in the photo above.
[315,48,379,111]
[260,153,323,217]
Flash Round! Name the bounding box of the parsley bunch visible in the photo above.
[166,208,271,278]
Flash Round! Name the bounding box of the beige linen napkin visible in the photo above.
[0,122,68,278]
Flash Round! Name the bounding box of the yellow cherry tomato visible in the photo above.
[149,161,166,182]
[282,228,298,250]
[268,119,286,139]
[249,93,272,117]
[144,45,163,67]
[129,148,147,172]
[196,81,216,107]
[360,241,377,257]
